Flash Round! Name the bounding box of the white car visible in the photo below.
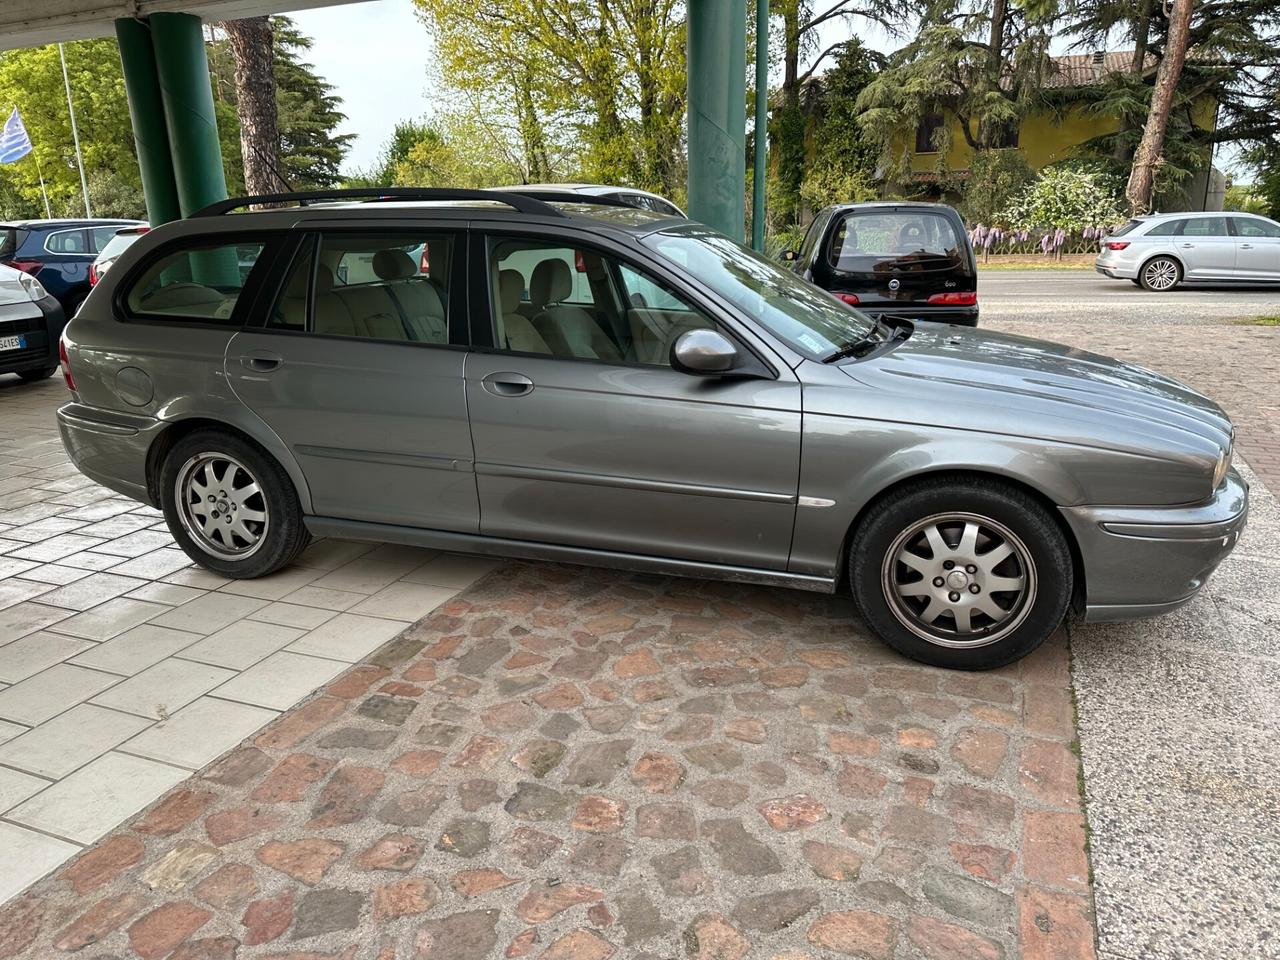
[496,183,685,218]
[1096,211,1280,290]
[0,262,66,381]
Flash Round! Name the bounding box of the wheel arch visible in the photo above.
[835,467,1086,615]
[145,416,312,514]
[1138,251,1184,287]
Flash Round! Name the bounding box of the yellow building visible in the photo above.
[894,51,1224,210]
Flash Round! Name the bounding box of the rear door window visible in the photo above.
[1181,217,1228,237]
[43,229,91,255]
[827,211,962,274]
[124,239,268,323]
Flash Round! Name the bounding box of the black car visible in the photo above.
[784,202,978,326]
[0,218,145,317]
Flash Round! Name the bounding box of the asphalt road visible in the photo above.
[977,269,1280,324]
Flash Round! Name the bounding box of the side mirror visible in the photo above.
[671,329,739,376]
[779,249,799,262]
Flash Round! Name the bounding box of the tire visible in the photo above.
[160,429,310,578]
[1138,256,1181,292]
[17,366,56,382]
[849,476,1073,670]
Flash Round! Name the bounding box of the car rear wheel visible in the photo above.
[17,367,56,382]
[160,430,310,578]
[849,477,1072,670]
[1139,256,1181,291]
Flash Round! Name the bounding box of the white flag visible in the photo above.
[0,107,34,164]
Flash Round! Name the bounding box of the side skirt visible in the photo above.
[304,517,838,594]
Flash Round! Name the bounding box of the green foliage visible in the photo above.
[1223,183,1268,214]
[372,110,527,188]
[1001,165,1125,231]
[956,148,1035,225]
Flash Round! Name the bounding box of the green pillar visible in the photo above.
[115,18,181,226]
[751,0,769,251]
[687,0,747,241]
[149,12,228,218]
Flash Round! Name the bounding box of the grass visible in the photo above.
[976,253,1097,271]
[1243,315,1280,326]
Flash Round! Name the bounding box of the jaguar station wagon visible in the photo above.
[57,188,1247,670]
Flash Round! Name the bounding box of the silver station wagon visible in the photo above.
[57,188,1248,670]
[1096,210,1280,290]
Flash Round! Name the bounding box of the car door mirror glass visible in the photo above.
[671,329,739,375]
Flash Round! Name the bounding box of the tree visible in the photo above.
[221,17,284,196]
[412,0,685,194]
[1126,0,1194,213]
[956,148,1036,225]
[857,0,1058,180]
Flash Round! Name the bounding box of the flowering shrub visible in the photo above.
[968,165,1128,259]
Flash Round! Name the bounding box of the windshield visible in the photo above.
[643,226,875,360]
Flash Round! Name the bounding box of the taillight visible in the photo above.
[1105,241,1130,251]
[59,335,76,393]
[927,292,978,306]
[574,250,587,273]
[88,263,99,286]
[419,242,430,273]
[2,259,43,275]
[835,292,860,305]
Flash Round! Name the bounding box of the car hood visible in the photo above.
[834,323,1232,460]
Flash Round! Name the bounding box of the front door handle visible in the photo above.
[481,371,534,398]
[240,352,282,373]
[1240,243,1254,250]
[1180,243,1195,248]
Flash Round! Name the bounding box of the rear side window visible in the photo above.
[124,240,266,322]
[1110,219,1144,238]
[268,232,456,344]
[0,228,26,260]
[827,211,962,273]
[1181,217,1228,237]
[44,229,90,254]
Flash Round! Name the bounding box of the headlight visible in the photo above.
[18,273,47,302]
[1212,444,1231,490]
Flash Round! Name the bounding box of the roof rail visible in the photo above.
[190,187,568,219]
[494,189,635,210]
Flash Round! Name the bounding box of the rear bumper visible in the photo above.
[0,295,65,374]
[1061,468,1249,622]
[57,402,162,505]
[1095,260,1137,280]
[861,305,979,327]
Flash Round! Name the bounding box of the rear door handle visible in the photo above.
[481,372,534,397]
[240,352,282,373]
[1240,243,1254,249]
[1180,243,1195,248]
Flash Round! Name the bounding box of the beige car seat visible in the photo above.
[528,259,621,361]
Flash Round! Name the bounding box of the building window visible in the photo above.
[915,112,944,154]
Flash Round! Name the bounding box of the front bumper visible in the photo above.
[1061,467,1248,622]
[0,294,66,374]
[57,402,164,505]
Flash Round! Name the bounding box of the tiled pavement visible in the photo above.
[0,375,498,905]
[0,560,1089,959]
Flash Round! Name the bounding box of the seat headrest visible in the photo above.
[372,249,417,281]
[499,269,524,314]
[530,258,572,309]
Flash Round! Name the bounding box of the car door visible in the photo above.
[1176,216,1235,279]
[227,226,479,533]
[1231,216,1280,280]
[464,228,802,570]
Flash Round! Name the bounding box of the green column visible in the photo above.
[149,12,228,218]
[115,18,181,226]
[687,0,747,241]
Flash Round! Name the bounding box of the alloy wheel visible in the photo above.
[1143,258,1179,291]
[881,512,1037,648]
[174,452,270,561]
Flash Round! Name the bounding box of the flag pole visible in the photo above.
[30,152,52,219]
[58,43,92,218]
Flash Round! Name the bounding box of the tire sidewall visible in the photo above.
[160,430,306,578]
[850,481,1072,670]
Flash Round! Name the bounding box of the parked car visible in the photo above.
[0,218,145,316]
[89,225,151,286]
[783,202,979,326]
[1096,211,1280,290]
[496,183,685,218]
[0,262,67,382]
[57,187,1246,670]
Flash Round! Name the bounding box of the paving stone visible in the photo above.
[140,840,219,893]
[568,836,631,876]
[356,833,424,872]
[194,863,258,912]
[358,694,418,726]
[510,739,565,778]
[256,838,344,885]
[692,779,750,808]
[952,726,1010,779]
[630,751,685,794]
[62,835,145,894]
[316,726,399,750]
[682,912,749,960]
[309,765,386,827]
[517,882,604,922]
[702,819,782,876]
[135,789,216,836]
[921,870,1015,927]
[243,893,293,946]
[457,778,500,811]
[562,739,633,787]
[572,795,626,833]
[541,928,616,960]
[372,878,438,920]
[908,915,1005,960]
[683,742,743,773]
[758,794,828,831]
[504,781,570,821]
[206,806,285,846]
[413,909,500,960]
[635,801,696,839]
[801,840,863,881]
[127,901,212,959]
[651,846,712,896]
[435,818,491,857]
[291,888,364,939]
[806,910,897,960]
[451,869,518,897]
[732,888,820,933]
[251,754,335,803]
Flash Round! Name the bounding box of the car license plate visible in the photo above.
[0,335,25,352]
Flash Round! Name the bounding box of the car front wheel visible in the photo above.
[850,477,1072,670]
[1139,256,1181,291]
[160,429,310,578]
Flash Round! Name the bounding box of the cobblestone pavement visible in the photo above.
[0,375,498,903]
[0,559,1091,959]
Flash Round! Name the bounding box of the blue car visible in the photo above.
[1,218,144,316]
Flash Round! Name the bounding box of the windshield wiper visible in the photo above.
[822,318,898,363]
